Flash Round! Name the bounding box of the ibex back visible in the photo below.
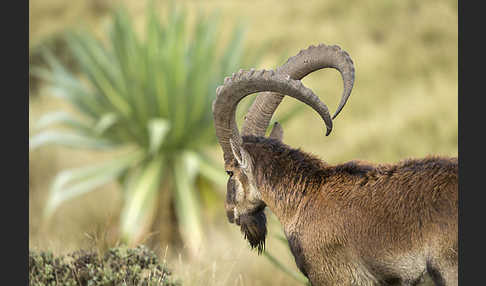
[212,44,458,286]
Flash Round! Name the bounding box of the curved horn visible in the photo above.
[212,69,333,166]
[241,44,355,137]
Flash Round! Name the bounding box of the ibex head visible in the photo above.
[224,123,283,252]
[212,44,355,253]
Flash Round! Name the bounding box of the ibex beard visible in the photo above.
[226,170,267,253]
[238,207,267,253]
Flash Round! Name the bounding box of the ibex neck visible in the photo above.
[242,136,329,226]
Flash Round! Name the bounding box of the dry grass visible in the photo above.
[29,0,457,285]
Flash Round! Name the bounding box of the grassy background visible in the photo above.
[29,0,457,285]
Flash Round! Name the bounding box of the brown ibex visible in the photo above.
[212,44,457,286]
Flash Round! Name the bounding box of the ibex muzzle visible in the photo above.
[212,44,457,286]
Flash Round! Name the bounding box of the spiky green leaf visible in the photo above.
[120,156,164,245]
[173,151,203,254]
[263,251,309,285]
[147,118,170,154]
[30,131,116,150]
[34,111,93,133]
[44,151,143,219]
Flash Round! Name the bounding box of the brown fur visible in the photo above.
[226,135,457,286]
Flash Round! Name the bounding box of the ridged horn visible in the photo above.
[240,43,355,137]
[212,69,332,166]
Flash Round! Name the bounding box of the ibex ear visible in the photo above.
[229,138,253,173]
[269,122,283,141]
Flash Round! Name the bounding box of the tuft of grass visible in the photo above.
[29,245,180,286]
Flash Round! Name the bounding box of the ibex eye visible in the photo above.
[226,171,233,177]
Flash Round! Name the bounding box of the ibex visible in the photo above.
[212,44,457,286]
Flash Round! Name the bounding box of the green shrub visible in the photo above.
[29,245,180,286]
[30,1,262,253]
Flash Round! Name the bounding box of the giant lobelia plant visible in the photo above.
[30,2,264,254]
